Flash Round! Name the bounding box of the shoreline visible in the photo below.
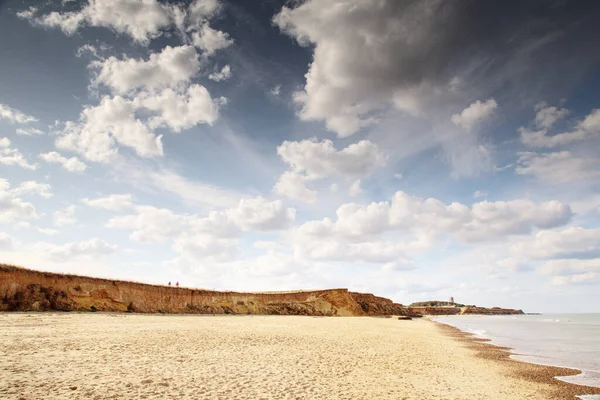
[434,321,600,399]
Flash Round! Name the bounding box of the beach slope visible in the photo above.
[1,313,596,399]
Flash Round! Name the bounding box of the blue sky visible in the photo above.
[1,0,600,312]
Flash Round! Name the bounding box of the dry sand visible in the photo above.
[0,313,596,399]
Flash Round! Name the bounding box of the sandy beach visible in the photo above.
[1,313,597,399]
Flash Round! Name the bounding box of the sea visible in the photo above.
[433,314,600,400]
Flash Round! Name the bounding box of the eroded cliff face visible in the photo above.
[0,265,524,316]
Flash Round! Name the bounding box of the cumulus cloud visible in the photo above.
[191,23,233,55]
[208,65,232,82]
[91,45,201,95]
[473,190,487,199]
[274,1,553,137]
[534,102,569,129]
[451,99,497,132]
[0,103,38,124]
[0,184,38,223]
[82,194,134,211]
[520,108,600,148]
[106,205,189,244]
[107,197,295,244]
[53,205,76,227]
[538,258,600,286]
[516,151,600,183]
[18,0,232,53]
[273,171,317,204]
[278,139,386,179]
[140,84,222,132]
[0,140,37,170]
[106,197,294,264]
[39,151,87,172]
[55,84,222,162]
[18,0,179,44]
[11,181,53,199]
[297,191,572,243]
[510,227,600,260]
[226,197,295,232]
[55,95,161,162]
[39,238,117,261]
[274,138,386,202]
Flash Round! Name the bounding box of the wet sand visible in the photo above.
[1,313,598,399]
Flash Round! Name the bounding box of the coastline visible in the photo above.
[434,321,600,399]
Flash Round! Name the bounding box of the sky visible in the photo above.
[1,0,600,313]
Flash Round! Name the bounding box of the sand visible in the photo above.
[0,313,596,399]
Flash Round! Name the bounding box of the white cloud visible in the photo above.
[37,228,60,236]
[208,65,232,82]
[0,232,15,250]
[55,96,158,162]
[16,128,44,135]
[298,191,572,243]
[520,108,600,148]
[140,84,222,132]
[277,138,386,179]
[0,189,38,223]
[273,171,317,204]
[510,227,600,260]
[473,190,487,199]
[0,144,37,170]
[19,0,181,45]
[539,258,600,282]
[534,102,569,129]
[53,205,76,227]
[107,197,295,244]
[225,197,295,231]
[191,23,233,55]
[348,180,362,197]
[38,238,117,261]
[516,151,600,183]
[272,1,493,137]
[11,181,53,199]
[39,151,87,172]
[57,82,224,163]
[82,194,134,211]
[187,0,220,28]
[91,45,201,95]
[274,139,386,203]
[451,99,497,132]
[106,205,189,244]
[0,103,38,124]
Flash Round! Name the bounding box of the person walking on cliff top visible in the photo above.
[168,281,171,286]
[176,281,179,287]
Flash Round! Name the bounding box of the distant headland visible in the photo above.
[0,264,524,317]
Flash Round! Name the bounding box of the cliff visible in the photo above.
[408,300,523,316]
[0,265,524,316]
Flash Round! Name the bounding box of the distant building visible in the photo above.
[449,296,454,304]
